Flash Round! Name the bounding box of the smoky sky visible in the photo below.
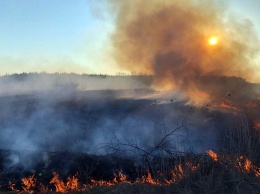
[109,0,260,95]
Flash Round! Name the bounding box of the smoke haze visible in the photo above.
[0,74,222,171]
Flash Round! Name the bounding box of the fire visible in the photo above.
[208,36,218,45]
[50,172,79,192]
[6,162,203,193]
[186,162,200,171]
[91,171,131,187]
[9,182,18,193]
[254,120,260,130]
[6,156,260,193]
[220,102,237,110]
[50,172,66,192]
[207,150,218,161]
[169,164,184,183]
[236,156,260,176]
[136,170,157,185]
[244,158,251,172]
[117,171,129,183]
[66,175,79,190]
[22,175,36,193]
[187,91,211,105]
[91,179,116,187]
[206,151,260,177]
[206,100,240,113]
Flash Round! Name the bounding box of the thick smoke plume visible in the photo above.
[110,0,260,102]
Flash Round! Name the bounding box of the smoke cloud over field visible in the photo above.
[0,74,221,171]
[109,0,260,99]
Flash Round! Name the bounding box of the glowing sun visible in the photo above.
[208,36,218,45]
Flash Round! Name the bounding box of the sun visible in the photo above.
[208,36,218,46]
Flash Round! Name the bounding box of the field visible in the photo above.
[0,74,259,193]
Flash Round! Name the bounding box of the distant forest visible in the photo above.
[0,72,154,94]
[0,72,153,79]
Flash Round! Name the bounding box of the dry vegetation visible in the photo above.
[0,74,259,193]
[2,152,260,194]
[1,112,259,194]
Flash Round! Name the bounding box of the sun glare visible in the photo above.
[208,36,218,46]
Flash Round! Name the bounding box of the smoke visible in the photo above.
[1,0,260,173]
[0,74,221,172]
[109,0,260,101]
[0,73,152,96]
[0,73,153,170]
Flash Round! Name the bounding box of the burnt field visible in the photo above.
[0,84,259,193]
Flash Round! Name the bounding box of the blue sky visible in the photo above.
[0,0,115,74]
[0,0,260,75]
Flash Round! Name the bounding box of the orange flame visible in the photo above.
[254,120,260,130]
[187,91,211,105]
[135,170,157,185]
[169,164,185,183]
[236,156,260,176]
[91,179,116,187]
[21,175,36,193]
[206,151,260,177]
[117,171,130,183]
[66,175,79,190]
[50,172,79,192]
[186,162,200,171]
[9,182,18,193]
[207,150,218,161]
[220,102,237,110]
[90,171,130,187]
[244,159,251,172]
[7,155,259,193]
[50,172,66,192]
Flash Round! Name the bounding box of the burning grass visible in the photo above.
[254,121,260,130]
[1,107,259,193]
[1,151,259,194]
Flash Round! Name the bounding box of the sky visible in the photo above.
[0,0,260,75]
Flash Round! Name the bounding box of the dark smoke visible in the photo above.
[109,0,260,100]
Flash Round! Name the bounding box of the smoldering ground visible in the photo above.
[109,0,260,103]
